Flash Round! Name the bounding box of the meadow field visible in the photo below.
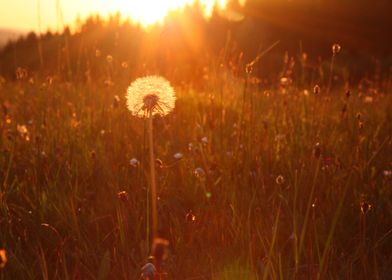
[0,1,392,279]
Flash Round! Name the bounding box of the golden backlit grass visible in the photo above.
[0,58,391,279]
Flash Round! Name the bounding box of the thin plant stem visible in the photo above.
[148,112,158,241]
[327,53,335,94]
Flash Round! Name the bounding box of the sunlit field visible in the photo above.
[0,1,392,279]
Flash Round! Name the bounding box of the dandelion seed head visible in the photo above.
[140,262,156,279]
[173,152,183,160]
[194,167,206,178]
[130,158,140,167]
[126,76,176,117]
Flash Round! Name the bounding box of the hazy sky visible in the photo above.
[0,0,147,32]
[0,0,234,32]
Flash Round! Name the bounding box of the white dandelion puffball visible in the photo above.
[126,75,176,117]
[173,152,183,160]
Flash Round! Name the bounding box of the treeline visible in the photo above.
[0,0,391,84]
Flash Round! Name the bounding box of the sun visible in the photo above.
[113,0,233,26]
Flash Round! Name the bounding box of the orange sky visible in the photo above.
[0,0,242,32]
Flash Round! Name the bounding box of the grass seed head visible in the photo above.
[117,191,129,202]
[275,175,284,185]
[332,43,341,55]
[313,142,321,159]
[360,200,372,215]
[155,158,164,168]
[313,84,320,95]
[186,210,196,223]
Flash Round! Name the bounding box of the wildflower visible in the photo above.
[275,175,284,185]
[188,143,194,151]
[121,62,128,68]
[332,43,341,54]
[173,152,183,160]
[201,136,208,144]
[194,167,206,178]
[130,158,140,167]
[126,76,176,117]
[383,170,391,178]
[100,129,106,136]
[0,249,6,268]
[95,49,101,57]
[140,262,156,280]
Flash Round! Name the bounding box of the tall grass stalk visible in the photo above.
[317,171,353,279]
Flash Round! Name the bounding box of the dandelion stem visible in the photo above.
[148,112,158,241]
